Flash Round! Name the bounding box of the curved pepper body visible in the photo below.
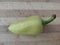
[8,14,56,35]
[8,16,43,35]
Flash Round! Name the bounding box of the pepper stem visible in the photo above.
[42,14,56,25]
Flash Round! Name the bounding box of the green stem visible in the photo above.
[42,14,56,25]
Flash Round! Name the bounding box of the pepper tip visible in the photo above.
[52,14,56,18]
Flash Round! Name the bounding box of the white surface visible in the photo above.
[0,2,60,10]
[0,0,47,2]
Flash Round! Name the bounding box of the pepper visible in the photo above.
[8,14,56,35]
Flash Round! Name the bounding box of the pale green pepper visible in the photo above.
[8,14,56,35]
